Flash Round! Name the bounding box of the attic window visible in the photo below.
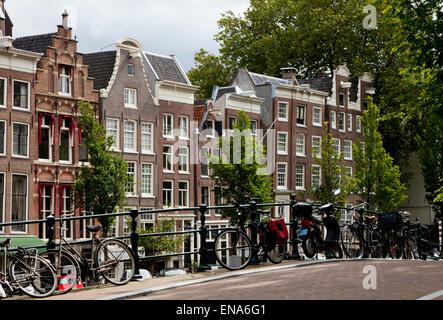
[128,64,134,76]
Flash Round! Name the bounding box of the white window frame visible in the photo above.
[124,120,137,153]
[295,164,305,190]
[141,163,154,198]
[331,111,337,129]
[296,105,306,127]
[250,120,258,135]
[124,88,137,108]
[0,172,5,233]
[311,165,322,188]
[0,77,7,108]
[356,115,361,133]
[178,146,189,174]
[333,138,341,158]
[338,112,345,132]
[125,161,137,197]
[163,145,174,172]
[106,118,120,151]
[162,180,174,208]
[344,140,353,160]
[339,93,345,107]
[345,166,353,178]
[141,122,154,154]
[347,114,352,132]
[0,120,6,156]
[200,147,210,177]
[61,186,73,240]
[162,114,174,138]
[229,116,237,130]
[277,132,288,155]
[201,185,210,207]
[12,80,30,111]
[296,134,305,157]
[312,107,322,127]
[127,64,135,76]
[12,122,29,159]
[277,102,288,121]
[58,67,72,96]
[178,181,189,208]
[10,173,28,234]
[59,118,72,164]
[276,162,287,190]
[203,120,215,138]
[312,136,322,159]
[178,116,189,140]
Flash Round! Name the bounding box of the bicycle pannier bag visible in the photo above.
[378,212,402,230]
[267,219,289,245]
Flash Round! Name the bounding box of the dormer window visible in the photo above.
[339,93,345,107]
[127,64,135,76]
[58,66,72,95]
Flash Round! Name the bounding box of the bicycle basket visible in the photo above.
[267,219,289,245]
[378,212,402,230]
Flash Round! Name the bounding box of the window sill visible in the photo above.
[163,170,175,174]
[278,118,288,122]
[178,171,190,175]
[277,152,288,156]
[296,124,306,128]
[295,187,306,191]
[58,92,72,97]
[12,155,29,159]
[125,194,139,198]
[141,195,155,199]
[312,123,322,127]
[59,161,73,165]
[12,107,30,112]
[200,175,210,179]
[141,152,155,156]
[124,105,138,109]
[296,154,306,158]
[179,137,190,141]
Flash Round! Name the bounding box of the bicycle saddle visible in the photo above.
[365,216,376,221]
[86,225,102,233]
[319,203,334,213]
[0,238,11,248]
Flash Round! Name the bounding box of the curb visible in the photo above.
[99,258,390,300]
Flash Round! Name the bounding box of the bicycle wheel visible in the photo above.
[214,230,252,270]
[340,225,364,259]
[387,231,403,259]
[95,239,135,285]
[370,228,385,258]
[265,243,286,264]
[10,255,57,298]
[40,250,80,295]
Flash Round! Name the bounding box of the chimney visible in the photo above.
[62,9,69,29]
[280,67,299,86]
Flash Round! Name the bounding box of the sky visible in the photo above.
[6,0,251,72]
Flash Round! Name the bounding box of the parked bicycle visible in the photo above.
[0,238,57,298]
[213,206,288,270]
[40,215,136,295]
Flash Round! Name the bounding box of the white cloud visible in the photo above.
[6,0,250,72]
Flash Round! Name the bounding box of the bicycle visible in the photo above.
[378,212,404,259]
[213,206,287,271]
[0,238,57,298]
[398,212,419,260]
[40,216,136,295]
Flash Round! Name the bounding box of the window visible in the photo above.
[124,88,137,108]
[106,119,119,151]
[214,187,223,216]
[345,166,353,178]
[11,174,27,233]
[295,164,305,190]
[356,115,361,133]
[339,93,345,107]
[141,122,154,154]
[201,186,210,206]
[61,186,73,239]
[0,173,4,232]
[296,134,305,156]
[178,116,189,139]
[340,204,354,224]
[13,80,29,110]
[250,120,257,135]
[126,162,136,196]
[124,120,137,152]
[0,121,5,156]
[162,180,173,207]
[312,165,321,188]
[178,146,189,173]
[276,163,287,189]
[58,66,71,95]
[333,138,341,158]
[79,210,95,239]
[59,118,72,163]
[312,107,322,126]
[312,136,322,159]
[203,120,215,138]
[38,115,52,161]
[338,112,345,132]
[200,147,209,177]
[140,211,154,231]
[344,140,352,160]
[278,102,288,121]
[297,105,306,125]
[277,132,288,155]
[178,181,189,207]
[347,114,352,132]
[141,163,153,197]
[163,114,173,137]
[163,145,173,172]
[331,111,337,129]
[229,116,237,130]
[127,64,134,76]
[12,123,29,158]
[0,78,6,107]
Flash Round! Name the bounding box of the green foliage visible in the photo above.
[138,219,185,257]
[209,111,273,224]
[307,124,353,212]
[352,98,407,211]
[73,101,132,236]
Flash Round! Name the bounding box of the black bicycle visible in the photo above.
[213,206,287,270]
[399,212,419,260]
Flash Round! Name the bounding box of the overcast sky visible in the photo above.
[7,0,250,72]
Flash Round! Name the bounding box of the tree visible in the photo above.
[352,98,407,211]
[308,124,353,214]
[73,101,132,236]
[209,110,273,224]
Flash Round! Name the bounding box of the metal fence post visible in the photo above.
[249,200,259,264]
[129,209,142,280]
[197,204,211,271]
[46,215,56,250]
[288,193,301,259]
[415,218,424,260]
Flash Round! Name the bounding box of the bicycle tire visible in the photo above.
[340,225,364,259]
[40,249,80,295]
[265,244,286,264]
[9,254,57,298]
[369,228,385,258]
[213,229,252,271]
[301,232,318,258]
[387,231,403,259]
[95,239,135,285]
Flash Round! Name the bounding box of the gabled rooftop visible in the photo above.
[143,52,189,85]
[82,51,117,90]
[12,33,56,55]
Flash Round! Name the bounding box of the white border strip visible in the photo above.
[417,290,443,300]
